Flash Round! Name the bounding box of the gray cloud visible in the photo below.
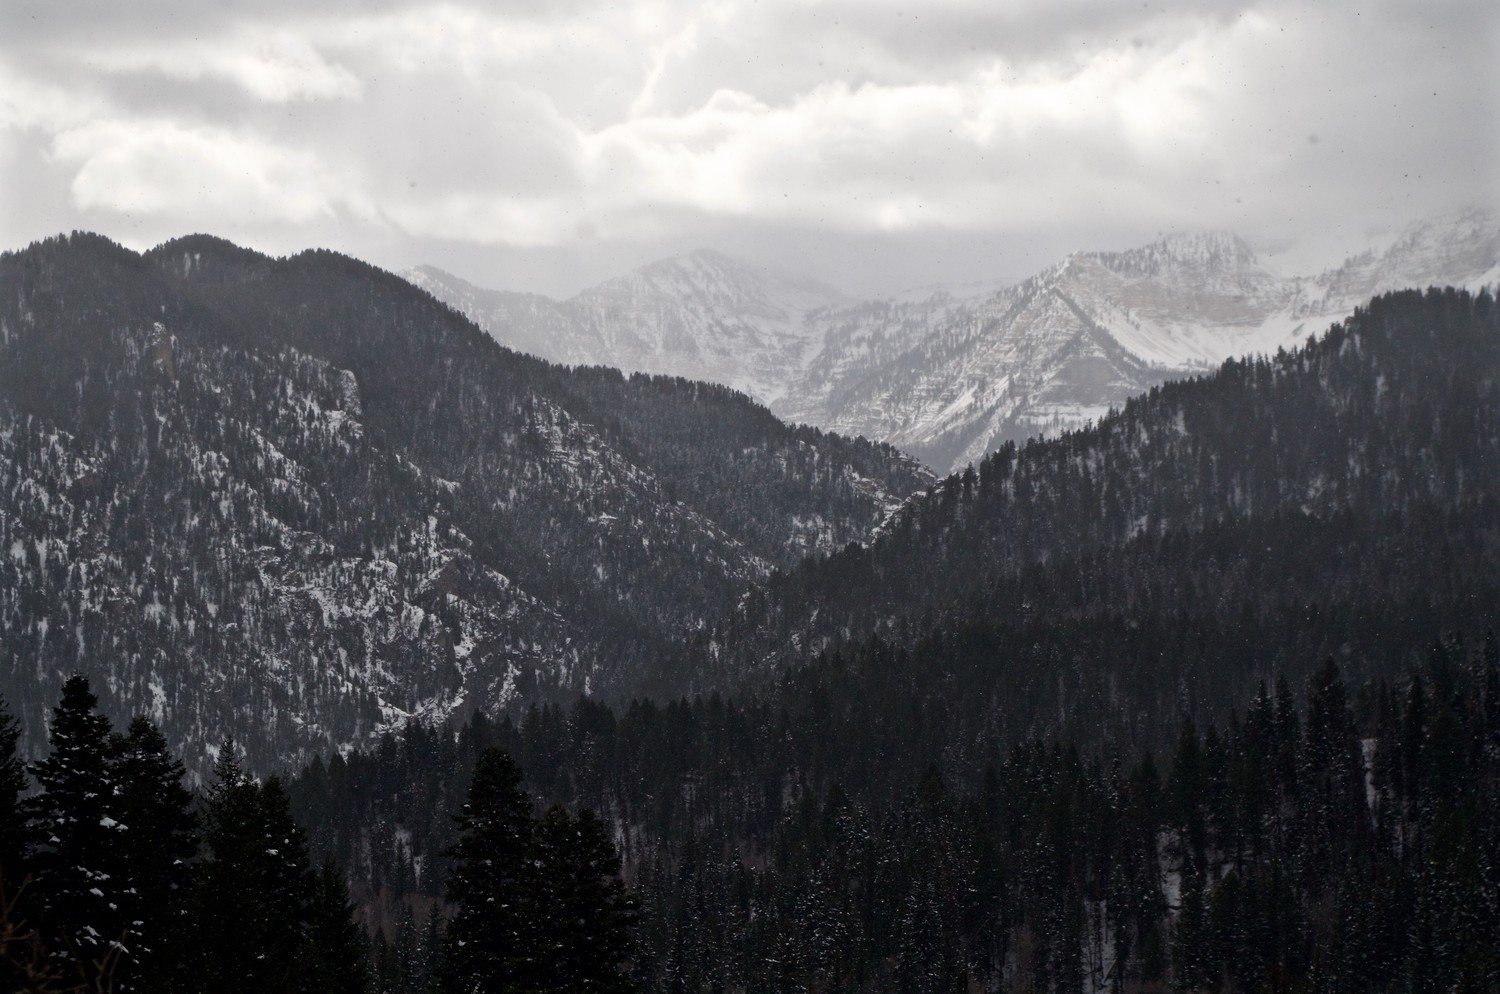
[1,0,1494,297]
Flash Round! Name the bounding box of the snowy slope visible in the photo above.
[408,251,851,403]
[778,210,1500,471]
[1292,208,1500,321]
[779,266,1176,471]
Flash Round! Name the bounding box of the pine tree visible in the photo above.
[299,861,371,994]
[373,936,403,994]
[1402,674,1429,829]
[1168,719,1207,876]
[528,806,637,994]
[393,903,419,992]
[110,716,197,992]
[26,675,131,986]
[0,694,29,882]
[421,904,445,993]
[441,747,534,994]
[190,742,315,994]
[1297,658,1364,892]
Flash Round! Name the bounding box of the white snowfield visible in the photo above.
[407,249,851,406]
[410,208,1500,474]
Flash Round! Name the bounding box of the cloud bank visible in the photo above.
[1,0,1494,294]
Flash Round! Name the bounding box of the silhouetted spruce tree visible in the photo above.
[527,806,637,994]
[441,747,534,994]
[27,675,131,986]
[190,742,314,994]
[110,715,197,992]
[0,694,28,882]
[299,861,371,994]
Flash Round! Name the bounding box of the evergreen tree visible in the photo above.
[393,903,419,993]
[527,806,637,994]
[0,693,28,883]
[110,716,197,992]
[1483,631,1500,752]
[441,747,534,994]
[190,742,315,994]
[1296,658,1364,891]
[0,693,36,994]
[27,675,130,986]
[299,861,371,994]
[372,932,404,994]
[421,904,446,993]
[1168,719,1207,876]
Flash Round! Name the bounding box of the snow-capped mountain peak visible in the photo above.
[582,249,849,329]
[1093,229,1262,278]
[410,208,1499,474]
[406,250,850,403]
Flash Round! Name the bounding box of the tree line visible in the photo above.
[0,677,636,994]
[291,634,1500,993]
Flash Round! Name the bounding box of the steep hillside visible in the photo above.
[1296,208,1500,318]
[0,233,927,772]
[694,288,1500,738]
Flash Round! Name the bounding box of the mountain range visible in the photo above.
[5,232,1494,994]
[410,209,1500,472]
[404,250,855,407]
[3,219,1497,777]
[289,285,1500,994]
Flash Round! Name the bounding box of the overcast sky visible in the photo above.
[1,0,1495,297]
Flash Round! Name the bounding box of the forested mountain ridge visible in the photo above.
[0,232,928,773]
[691,288,1500,740]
